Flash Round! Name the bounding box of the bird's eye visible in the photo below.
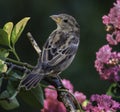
[63,19,68,23]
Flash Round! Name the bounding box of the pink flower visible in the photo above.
[41,99,66,112]
[44,85,57,100]
[41,85,66,112]
[95,45,120,82]
[85,94,120,112]
[102,15,110,25]
[106,33,118,45]
[62,79,74,93]
[102,0,120,45]
[74,91,86,104]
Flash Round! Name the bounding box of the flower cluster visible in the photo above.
[85,94,120,112]
[41,79,86,112]
[95,0,120,82]
[95,45,120,82]
[102,0,120,45]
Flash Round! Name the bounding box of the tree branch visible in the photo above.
[27,32,41,55]
[44,76,83,112]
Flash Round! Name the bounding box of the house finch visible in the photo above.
[20,14,80,90]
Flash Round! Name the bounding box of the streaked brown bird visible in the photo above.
[20,14,80,90]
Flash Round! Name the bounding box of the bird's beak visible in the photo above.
[50,15,62,24]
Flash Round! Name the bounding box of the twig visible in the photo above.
[6,62,31,74]
[27,32,41,55]
[6,58,34,69]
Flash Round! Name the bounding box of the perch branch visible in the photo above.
[27,32,41,55]
[44,76,83,112]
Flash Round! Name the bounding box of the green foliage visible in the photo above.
[0,17,30,61]
[0,90,19,110]
[0,18,44,110]
[106,83,120,102]
[11,17,30,45]
[3,22,13,47]
[19,85,44,109]
[0,29,10,47]
[0,49,9,73]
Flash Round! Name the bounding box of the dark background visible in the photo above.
[0,0,115,111]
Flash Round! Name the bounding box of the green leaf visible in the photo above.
[0,49,9,73]
[19,85,44,109]
[106,83,120,99]
[3,22,13,47]
[0,49,9,59]
[0,29,9,47]
[7,80,17,96]
[11,72,22,80]
[0,98,19,110]
[0,90,19,110]
[11,17,30,45]
[0,90,9,99]
[0,61,7,73]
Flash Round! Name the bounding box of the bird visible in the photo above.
[20,13,80,90]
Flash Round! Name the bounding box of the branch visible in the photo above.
[5,62,31,74]
[44,76,83,112]
[27,32,41,55]
[6,58,34,69]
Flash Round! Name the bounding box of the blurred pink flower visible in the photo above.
[74,91,86,104]
[41,79,86,112]
[62,79,74,93]
[41,99,66,112]
[44,85,57,100]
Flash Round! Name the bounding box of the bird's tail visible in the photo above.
[19,72,44,90]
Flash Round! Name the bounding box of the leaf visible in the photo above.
[0,49,9,73]
[3,22,13,47]
[7,80,17,96]
[0,90,19,110]
[0,98,19,110]
[0,49,9,58]
[19,85,44,109]
[0,29,9,47]
[106,83,120,99]
[0,61,7,73]
[11,72,22,80]
[11,17,30,45]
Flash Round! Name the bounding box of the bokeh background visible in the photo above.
[0,0,115,111]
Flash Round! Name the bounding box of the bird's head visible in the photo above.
[50,14,80,32]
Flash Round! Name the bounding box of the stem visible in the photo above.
[9,45,20,61]
[12,47,20,61]
[6,58,34,69]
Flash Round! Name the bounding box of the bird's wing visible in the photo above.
[41,31,79,66]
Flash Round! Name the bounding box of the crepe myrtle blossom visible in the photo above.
[95,45,120,82]
[41,79,86,112]
[85,94,120,112]
[102,0,120,45]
